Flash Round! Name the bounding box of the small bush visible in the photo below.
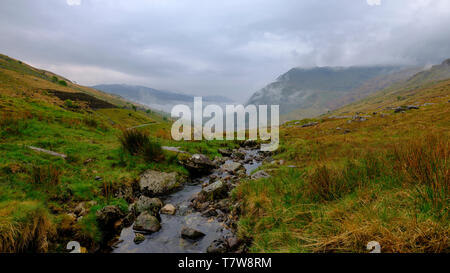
[58,80,68,86]
[118,129,164,162]
[142,141,164,162]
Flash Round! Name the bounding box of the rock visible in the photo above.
[232,151,245,160]
[139,170,181,196]
[180,154,216,176]
[135,196,163,215]
[133,233,145,244]
[181,227,205,240]
[201,208,218,217]
[198,180,228,201]
[74,202,87,217]
[241,139,258,148]
[160,204,176,215]
[218,148,232,157]
[394,105,419,113]
[207,239,227,253]
[133,211,161,233]
[221,162,243,174]
[251,170,270,180]
[83,158,94,165]
[302,122,318,128]
[96,205,124,230]
[226,236,240,250]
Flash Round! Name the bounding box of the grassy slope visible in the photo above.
[235,78,449,253]
[0,54,237,252]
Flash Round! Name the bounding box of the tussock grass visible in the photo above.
[0,201,55,253]
[236,115,449,253]
[119,128,164,162]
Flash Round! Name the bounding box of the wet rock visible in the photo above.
[221,162,243,174]
[180,154,216,176]
[135,196,163,215]
[216,199,230,212]
[139,170,181,196]
[181,227,205,240]
[133,233,145,244]
[226,236,240,250]
[96,205,124,231]
[394,105,419,113]
[251,170,270,180]
[201,208,218,217]
[115,184,134,203]
[232,150,245,160]
[161,204,176,215]
[218,148,232,157]
[207,239,227,253]
[241,139,258,148]
[198,180,228,201]
[133,211,161,233]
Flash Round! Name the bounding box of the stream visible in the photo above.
[111,148,262,253]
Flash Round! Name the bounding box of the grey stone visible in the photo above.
[133,211,161,233]
[181,227,205,240]
[139,170,181,196]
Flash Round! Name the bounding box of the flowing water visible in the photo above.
[112,149,262,253]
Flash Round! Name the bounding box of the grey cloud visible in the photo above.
[0,0,449,102]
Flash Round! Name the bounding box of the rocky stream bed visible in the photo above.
[98,141,271,253]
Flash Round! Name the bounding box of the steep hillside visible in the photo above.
[247,66,416,121]
[236,75,449,253]
[0,54,235,253]
[331,59,450,115]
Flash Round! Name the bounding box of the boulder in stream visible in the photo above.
[180,154,216,176]
[160,204,176,215]
[198,180,228,201]
[133,211,161,233]
[220,162,243,174]
[180,226,205,240]
[135,196,163,215]
[139,170,181,196]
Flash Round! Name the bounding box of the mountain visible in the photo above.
[92,84,234,113]
[331,58,450,115]
[247,65,421,121]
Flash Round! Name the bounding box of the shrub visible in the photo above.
[58,80,68,86]
[142,140,164,162]
[118,129,164,162]
[119,129,149,155]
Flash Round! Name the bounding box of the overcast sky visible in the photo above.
[1,0,449,101]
